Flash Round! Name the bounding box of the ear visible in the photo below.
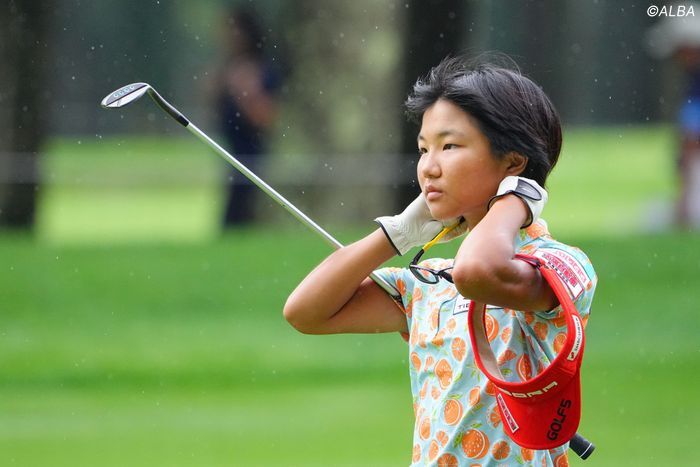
[503,151,528,176]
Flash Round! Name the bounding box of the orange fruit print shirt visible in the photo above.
[375,220,597,467]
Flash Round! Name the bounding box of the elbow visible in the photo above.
[451,259,500,301]
[283,294,318,335]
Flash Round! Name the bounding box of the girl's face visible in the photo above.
[417,98,513,227]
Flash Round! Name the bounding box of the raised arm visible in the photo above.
[284,194,465,335]
[451,182,558,313]
[283,229,407,335]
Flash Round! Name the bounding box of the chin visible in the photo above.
[428,205,461,222]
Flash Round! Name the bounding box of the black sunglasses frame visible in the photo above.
[408,247,454,284]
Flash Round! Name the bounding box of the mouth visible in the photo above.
[425,186,443,201]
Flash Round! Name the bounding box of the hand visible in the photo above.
[487,176,548,227]
[375,193,467,255]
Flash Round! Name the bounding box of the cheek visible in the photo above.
[448,164,501,205]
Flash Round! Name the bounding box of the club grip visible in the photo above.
[569,432,595,459]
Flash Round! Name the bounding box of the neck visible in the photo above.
[464,208,488,231]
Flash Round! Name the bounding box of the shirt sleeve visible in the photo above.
[373,266,416,339]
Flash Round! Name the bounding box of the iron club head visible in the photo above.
[101,83,152,109]
[101,82,189,126]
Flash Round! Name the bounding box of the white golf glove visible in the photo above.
[375,193,467,256]
[487,176,548,228]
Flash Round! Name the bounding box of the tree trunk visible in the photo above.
[396,0,468,212]
[0,0,50,228]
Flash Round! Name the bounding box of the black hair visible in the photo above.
[405,55,562,186]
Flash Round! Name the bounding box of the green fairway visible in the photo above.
[1,229,699,466]
[37,137,222,243]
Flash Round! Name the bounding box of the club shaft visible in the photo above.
[139,87,400,299]
[182,122,400,300]
[186,123,341,247]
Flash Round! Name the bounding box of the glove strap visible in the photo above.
[374,219,403,256]
[487,177,545,228]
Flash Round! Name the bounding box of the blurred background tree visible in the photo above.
[0,0,50,228]
[0,0,671,232]
[397,0,469,209]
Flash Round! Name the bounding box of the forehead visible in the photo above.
[418,99,481,139]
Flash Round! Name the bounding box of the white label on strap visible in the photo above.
[568,314,584,361]
[497,393,519,433]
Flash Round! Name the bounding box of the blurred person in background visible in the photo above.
[214,5,281,228]
[647,6,700,228]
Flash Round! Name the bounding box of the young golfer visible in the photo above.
[284,56,597,466]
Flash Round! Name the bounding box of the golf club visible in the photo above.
[100,82,400,300]
[100,82,595,460]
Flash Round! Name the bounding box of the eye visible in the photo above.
[418,147,427,156]
[443,143,458,150]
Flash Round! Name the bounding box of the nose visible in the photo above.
[419,150,441,180]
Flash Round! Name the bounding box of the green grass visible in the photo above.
[547,125,676,234]
[1,229,699,466]
[37,137,222,243]
[0,229,414,466]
